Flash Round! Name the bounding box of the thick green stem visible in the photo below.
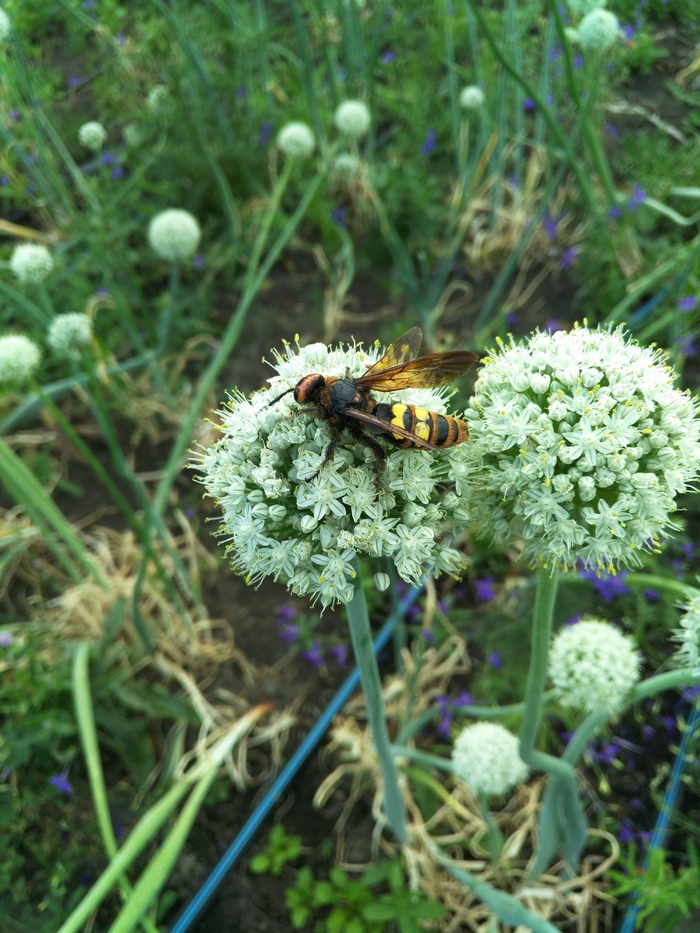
[346,557,407,843]
[520,569,588,875]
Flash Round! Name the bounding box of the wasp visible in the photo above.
[269,326,479,484]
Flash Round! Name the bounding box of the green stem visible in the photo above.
[346,557,407,843]
[478,791,505,862]
[520,569,588,875]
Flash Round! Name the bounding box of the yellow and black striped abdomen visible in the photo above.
[373,403,468,449]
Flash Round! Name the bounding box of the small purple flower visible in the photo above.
[573,53,583,69]
[580,569,630,601]
[541,210,558,241]
[101,151,117,165]
[486,651,502,669]
[682,684,700,702]
[604,122,619,138]
[681,542,695,560]
[0,175,8,186]
[474,576,495,601]
[677,295,697,313]
[453,690,473,708]
[278,622,299,645]
[609,203,623,219]
[644,588,660,603]
[523,96,536,112]
[381,50,396,64]
[421,628,436,644]
[330,644,348,667]
[676,334,697,358]
[9,109,19,122]
[259,121,272,145]
[560,245,579,269]
[95,287,110,298]
[595,740,620,765]
[565,612,582,626]
[618,821,635,844]
[545,319,562,333]
[436,695,453,739]
[626,184,646,211]
[183,506,195,519]
[505,311,518,325]
[301,641,324,668]
[0,631,14,647]
[193,254,205,271]
[277,603,296,622]
[331,205,346,227]
[50,770,74,798]
[421,129,437,156]
[621,23,637,41]
[68,75,83,89]
[111,165,125,179]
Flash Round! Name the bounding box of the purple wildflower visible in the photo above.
[676,334,697,358]
[9,109,19,121]
[609,203,623,219]
[541,210,558,241]
[523,97,536,112]
[111,165,125,179]
[278,622,299,645]
[643,588,660,603]
[0,632,13,647]
[421,129,437,156]
[621,23,636,41]
[474,576,495,601]
[618,821,635,844]
[453,690,473,708]
[68,76,83,89]
[604,122,620,138]
[331,205,347,227]
[681,542,695,560]
[381,50,396,64]
[565,612,582,626]
[560,245,579,269]
[329,644,348,667]
[301,641,324,668]
[183,506,195,519]
[50,770,74,798]
[0,175,8,186]
[486,651,502,669]
[193,254,205,271]
[436,695,453,739]
[421,628,436,644]
[677,295,697,313]
[580,569,630,601]
[259,121,272,145]
[573,53,583,69]
[277,604,296,622]
[626,185,646,211]
[545,319,562,333]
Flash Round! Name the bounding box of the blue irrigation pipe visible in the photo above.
[169,584,423,933]
[619,699,700,933]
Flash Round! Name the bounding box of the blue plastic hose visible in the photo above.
[619,700,700,933]
[169,585,423,933]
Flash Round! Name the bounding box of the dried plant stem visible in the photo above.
[346,556,407,843]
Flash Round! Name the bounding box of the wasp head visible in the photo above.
[268,373,326,407]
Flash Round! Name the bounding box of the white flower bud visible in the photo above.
[578,9,620,52]
[148,209,201,261]
[78,121,107,151]
[459,85,485,110]
[334,100,371,139]
[452,723,529,797]
[531,373,551,394]
[374,573,391,592]
[549,619,641,715]
[47,313,93,359]
[10,243,54,284]
[0,334,41,385]
[277,121,315,158]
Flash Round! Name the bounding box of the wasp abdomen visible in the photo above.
[373,403,468,448]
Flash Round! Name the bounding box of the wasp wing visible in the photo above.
[342,407,439,450]
[355,350,479,392]
[361,326,424,379]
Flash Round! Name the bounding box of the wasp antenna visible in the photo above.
[268,386,294,407]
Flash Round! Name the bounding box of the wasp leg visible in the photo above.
[346,422,386,492]
[304,432,340,482]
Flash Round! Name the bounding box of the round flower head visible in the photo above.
[577,9,620,52]
[673,592,700,676]
[452,722,529,797]
[332,153,362,183]
[10,243,54,285]
[566,0,605,16]
[277,122,316,159]
[549,618,641,715]
[78,121,107,151]
[147,209,201,262]
[0,7,11,42]
[450,325,700,573]
[147,85,169,115]
[47,313,93,359]
[0,334,41,386]
[459,85,485,110]
[334,100,371,140]
[194,335,467,609]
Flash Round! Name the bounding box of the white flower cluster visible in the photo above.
[0,7,10,43]
[47,313,93,359]
[549,618,641,715]
[277,122,316,159]
[577,9,620,52]
[566,0,605,15]
[10,243,54,284]
[450,326,700,573]
[78,121,107,151]
[334,100,371,140]
[673,592,700,676]
[148,209,201,261]
[0,334,41,385]
[147,85,169,115]
[195,337,466,608]
[459,85,485,110]
[452,722,529,797]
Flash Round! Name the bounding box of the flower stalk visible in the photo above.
[346,556,407,843]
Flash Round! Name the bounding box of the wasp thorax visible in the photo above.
[294,373,326,403]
